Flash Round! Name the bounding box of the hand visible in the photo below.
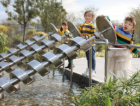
[102,15,107,18]
[79,32,82,36]
[66,38,69,40]
[138,51,140,55]
[82,36,86,39]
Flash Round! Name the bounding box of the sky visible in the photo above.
[62,0,140,23]
[0,0,140,23]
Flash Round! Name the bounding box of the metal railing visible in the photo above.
[0,16,140,100]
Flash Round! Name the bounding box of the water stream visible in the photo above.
[0,69,80,106]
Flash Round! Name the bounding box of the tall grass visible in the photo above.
[69,70,140,106]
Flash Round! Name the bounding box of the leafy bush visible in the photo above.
[0,25,8,34]
[78,50,86,58]
[34,32,47,36]
[25,29,35,40]
[11,35,23,46]
[34,32,48,39]
[0,33,10,53]
[95,44,105,52]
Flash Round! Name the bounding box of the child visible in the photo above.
[57,21,73,69]
[102,15,140,80]
[79,10,96,77]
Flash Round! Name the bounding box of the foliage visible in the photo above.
[0,25,8,34]
[69,70,140,106]
[95,44,105,52]
[30,21,37,27]
[0,33,10,53]
[38,0,67,32]
[0,0,39,44]
[11,34,23,46]
[128,5,140,42]
[95,51,105,57]
[135,35,139,44]
[0,24,15,39]
[25,29,35,40]
[34,32,47,36]
[77,50,86,58]
[1,19,20,35]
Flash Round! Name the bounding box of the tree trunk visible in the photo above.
[23,24,26,44]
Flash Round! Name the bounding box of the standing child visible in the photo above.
[102,15,140,80]
[57,21,73,69]
[79,10,96,77]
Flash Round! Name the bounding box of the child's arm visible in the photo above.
[57,29,62,36]
[78,25,83,36]
[102,15,116,30]
[79,25,87,39]
[129,41,140,55]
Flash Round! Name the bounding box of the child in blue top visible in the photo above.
[102,15,140,80]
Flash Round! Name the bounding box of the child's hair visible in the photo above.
[124,17,136,41]
[60,21,68,31]
[84,10,94,17]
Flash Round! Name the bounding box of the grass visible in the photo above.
[68,70,140,106]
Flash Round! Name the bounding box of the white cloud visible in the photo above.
[96,1,139,23]
[61,0,82,12]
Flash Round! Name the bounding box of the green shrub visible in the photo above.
[95,44,105,52]
[0,25,8,34]
[34,32,47,36]
[69,70,140,106]
[25,29,35,40]
[0,33,10,53]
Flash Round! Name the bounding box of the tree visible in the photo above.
[66,12,83,28]
[38,0,67,32]
[0,0,39,44]
[128,5,140,42]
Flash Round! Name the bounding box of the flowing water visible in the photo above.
[0,69,80,106]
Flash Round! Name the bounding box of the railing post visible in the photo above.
[53,65,55,77]
[70,60,73,89]
[62,58,65,82]
[104,39,108,82]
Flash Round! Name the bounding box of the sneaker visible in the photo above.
[65,65,70,68]
[69,64,75,69]
[86,70,96,77]
[65,64,75,69]
[82,68,89,76]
